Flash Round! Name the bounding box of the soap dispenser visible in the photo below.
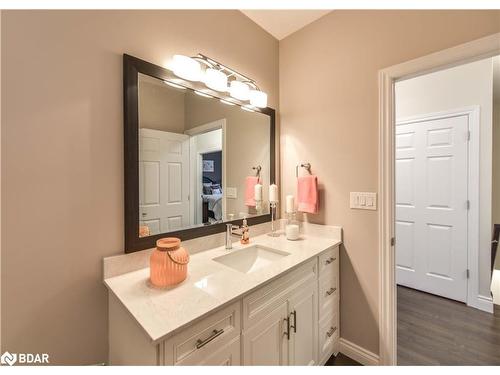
[241,217,250,244]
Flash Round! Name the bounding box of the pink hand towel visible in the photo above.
[297,175,319,214]
[245,176,259,207]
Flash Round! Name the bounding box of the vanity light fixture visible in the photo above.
[172,55,202,82]
[170,53,268,109]
[164,80,186,90]
[249,89,268,108]
[204,68,228,92]
[229,80,250,101]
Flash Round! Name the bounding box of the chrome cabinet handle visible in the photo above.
[283,316,290,340]
[325,257,336,265]
[290,310,297,333]
[326,326,337,337]
[196,329,224,349]
[326,287,337,296]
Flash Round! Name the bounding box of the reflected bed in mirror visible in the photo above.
[125,55,275,252]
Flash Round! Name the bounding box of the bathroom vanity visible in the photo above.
[112,54,339,366]
[104,223,341,365]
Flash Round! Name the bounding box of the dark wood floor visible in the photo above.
[397,286,500,365]
[325,353,360,366]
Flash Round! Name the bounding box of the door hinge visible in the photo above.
[391,237,395,246]
[466,200,470,210]
[467,130,471,141]
[466,269,470,279]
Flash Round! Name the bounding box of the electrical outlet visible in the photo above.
[350,192,377,210]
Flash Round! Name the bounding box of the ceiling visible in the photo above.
[240,10,332,40]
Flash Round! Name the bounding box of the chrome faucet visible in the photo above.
[226,224,242,250]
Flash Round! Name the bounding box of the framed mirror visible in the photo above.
[124,54,275,252]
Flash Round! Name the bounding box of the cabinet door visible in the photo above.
[242,301,288,365]
[288,282,318,365]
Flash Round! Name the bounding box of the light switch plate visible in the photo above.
[350,192,377,210]
[226,187,237,199]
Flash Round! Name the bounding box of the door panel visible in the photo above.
[242,301,288,365]
[139,128,190,234]
[396,114,468,302]
[288,283,318,365]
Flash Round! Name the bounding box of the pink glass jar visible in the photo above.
[150,237,189,287]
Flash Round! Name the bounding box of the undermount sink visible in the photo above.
[213,245,290,274]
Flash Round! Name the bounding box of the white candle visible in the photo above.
[286,195,295,213]
[269,184,278,203]
[286,224,300,240]
[254,183,262,201]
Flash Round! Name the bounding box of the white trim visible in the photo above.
[185,120,223,136]
[379,32,500,365]
[339,338,380,366]
[187,119,227,224]
[475,295,494,313]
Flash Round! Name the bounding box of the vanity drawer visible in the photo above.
[319,313,339,364]
[318,271,339,320]
[318,246,339,275]
[175,336,241,366]
[164,301,241,365]
[242,258,317,329]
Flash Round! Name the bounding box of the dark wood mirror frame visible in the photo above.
[124,54,276,253]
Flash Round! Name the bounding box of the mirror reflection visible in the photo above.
[138,73,271,237]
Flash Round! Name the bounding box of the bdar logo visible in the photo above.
[1,351,17,366]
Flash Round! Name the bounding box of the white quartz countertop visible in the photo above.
[104,225,341,344]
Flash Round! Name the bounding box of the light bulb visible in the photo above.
[249,89,268,108]
[204,68,228,92]
[229,81,250,101]
[172,55,201,82]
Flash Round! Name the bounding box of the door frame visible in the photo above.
[396,107,482,309]
[378,32,500,365]
[186,119,227,224]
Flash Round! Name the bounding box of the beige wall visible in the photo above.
[396,58,494,299]
[1,10,278,364]
[138,74,186,133]
[279,10,500,354]
[185,94,271,217]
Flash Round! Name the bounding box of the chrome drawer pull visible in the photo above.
[196,329,224,349]
[325,257,336,265]
[284,316,291,340]
[326,326,337,337]
[290,310,297,333]
[326,287,337,296]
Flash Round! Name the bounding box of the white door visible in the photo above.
[396,114,468,302]
[288,283,318,365]
[242,301,289,365]
[139,128,189,235]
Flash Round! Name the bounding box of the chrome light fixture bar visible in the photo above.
[169,53,268,110]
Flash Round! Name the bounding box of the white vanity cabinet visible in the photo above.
[108,245,340,366]
[242,258,318,365]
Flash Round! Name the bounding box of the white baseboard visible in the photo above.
[339,338,379,366]
[468,294,494,314]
